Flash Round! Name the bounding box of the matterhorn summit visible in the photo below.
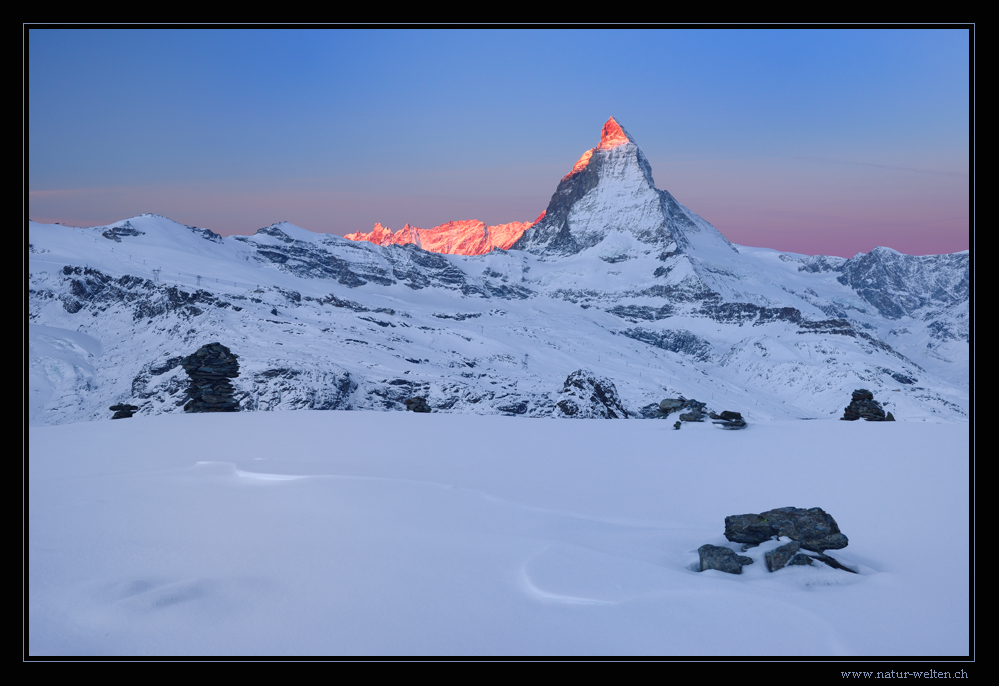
[512,117,734,258]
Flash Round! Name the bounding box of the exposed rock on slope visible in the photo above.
[552,370,628,419]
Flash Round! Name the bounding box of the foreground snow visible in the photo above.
[28,412,969,656]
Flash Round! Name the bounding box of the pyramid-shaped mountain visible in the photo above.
[512,117,731,257]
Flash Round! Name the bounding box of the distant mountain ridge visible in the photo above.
[28,119,969,426]
[345,217,542,256]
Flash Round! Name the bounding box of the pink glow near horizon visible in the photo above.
[28,115,968,259]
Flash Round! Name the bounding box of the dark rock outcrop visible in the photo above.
[180,342,240,413]
[725,507,848,553]
[102,220,145,242]
[404,396,432,413]
[109,403,139,419]
[709,410,747,430]
[552,369,628,419]
[698,544,754,574]
[697,507,854,576]
[841,389,890,421]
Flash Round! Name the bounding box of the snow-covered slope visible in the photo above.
[27,120,969,426]
[29,412,969,656]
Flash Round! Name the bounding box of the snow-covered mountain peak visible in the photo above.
[513,118,730,258]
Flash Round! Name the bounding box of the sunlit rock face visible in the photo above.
[345,218,541,256]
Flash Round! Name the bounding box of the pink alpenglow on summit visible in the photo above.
[596,116,631,150]
[562,116,631,181]
[345,214,545,256]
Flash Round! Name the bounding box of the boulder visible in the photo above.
[697,544,754,574]
[552,370,628,419]
[180,342,240,413]
[725,506,848,552]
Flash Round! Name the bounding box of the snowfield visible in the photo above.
[28,410,969,656]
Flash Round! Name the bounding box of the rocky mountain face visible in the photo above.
[27,119,969,426]
[512,117,710,257]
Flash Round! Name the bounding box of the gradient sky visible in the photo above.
[27,27,971,257]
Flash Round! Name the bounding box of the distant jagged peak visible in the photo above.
[345,217,540,256]
[597,116,634,150]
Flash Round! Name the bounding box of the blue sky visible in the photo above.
[28,27,971,257]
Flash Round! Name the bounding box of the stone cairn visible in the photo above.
[697,506,856,575]
[180,342,240,413]
[109,403,139,419]
[404,396,432,413]
[841,389,895,421]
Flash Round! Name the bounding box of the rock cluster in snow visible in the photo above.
[552,370,628,419]
[841,389,895,421]
[657,398,686,417]
[654,397,715,423]
[180,342,241,413]
[678,399,708,422]
[699,506,855,575]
